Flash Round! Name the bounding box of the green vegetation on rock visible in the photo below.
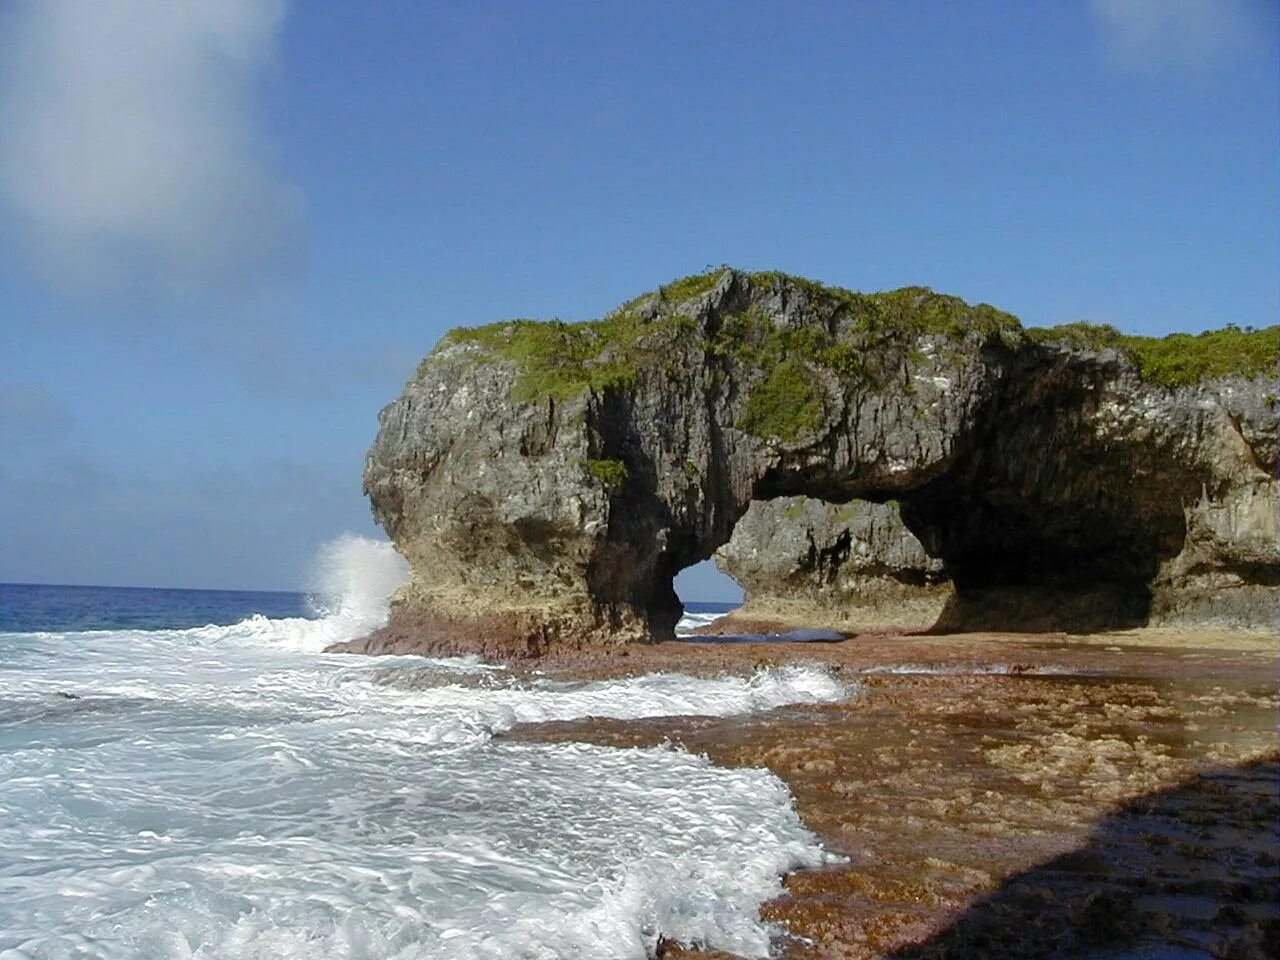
[584,458,629,489]
[711,306,866,379]
[435,271,730,403]
[746,273,1021,341]
[440,312,683,403]
[659,268,728,302]
[782,497,808,520]
[1028,322,1279,388]
[858,287,1021,341]
[431,268,1273,408]
[436,270,1026,407]
[833,501,868,522]
[739,357,825,442]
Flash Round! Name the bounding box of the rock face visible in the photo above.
[715,498,951,630]
[335,269,1277,657]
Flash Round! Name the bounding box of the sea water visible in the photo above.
[0,537,845,960]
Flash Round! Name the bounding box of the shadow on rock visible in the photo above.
[889,755,1279,959]
[926,582,1152,635]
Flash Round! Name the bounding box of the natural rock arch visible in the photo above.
[336,269,1277,657]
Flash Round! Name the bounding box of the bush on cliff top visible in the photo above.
[1027,322,1279,388]
[746,272,1021,341]
[437,271,1018,409]
[432,270,1275,404]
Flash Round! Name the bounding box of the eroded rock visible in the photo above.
[332,269,1277,656]
[715,497,952,630]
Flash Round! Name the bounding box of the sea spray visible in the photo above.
[305,532,409,633]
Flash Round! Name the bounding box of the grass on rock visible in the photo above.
[1027,322,1279,388]
[428,270,1276,410]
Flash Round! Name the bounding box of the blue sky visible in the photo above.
[1,1,1276,599]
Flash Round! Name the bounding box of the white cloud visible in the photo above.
[1089,0,1261,72]
[0,0,300,300]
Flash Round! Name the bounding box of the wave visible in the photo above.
[0,536,851,958]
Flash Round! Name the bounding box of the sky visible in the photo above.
[1,1,1276,600]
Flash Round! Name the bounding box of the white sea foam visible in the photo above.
[0,538,846,959]
[674,609,732,636]
[304,533,410,639]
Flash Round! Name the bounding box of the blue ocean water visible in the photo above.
[0,537,843,959]
[0,583,736,635]
[0,582,314,633]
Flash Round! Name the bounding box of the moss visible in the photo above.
[1027,322,1279,389]
[683,460,700,479]
[584,458,629,489]
[442,311,675,403]
[739,357,824,441]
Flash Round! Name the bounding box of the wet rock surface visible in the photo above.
[502,630,1279,959]
[340,269,1277,656]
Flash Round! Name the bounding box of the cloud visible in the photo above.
[0,0,300,300]
[1089,0,1262,72]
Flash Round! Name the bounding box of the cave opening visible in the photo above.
[652,470,1184,640]
[672,559,744,635]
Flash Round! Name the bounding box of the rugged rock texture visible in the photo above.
[715,498,951,629]
[334,269,1277,656]
[731,369,1279,634]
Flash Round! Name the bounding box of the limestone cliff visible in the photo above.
[333,269,1277,656]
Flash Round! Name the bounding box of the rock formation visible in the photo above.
[715,498,951,630]
[333,269,1277,657]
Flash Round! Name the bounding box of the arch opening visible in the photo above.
[652,467,1192,640]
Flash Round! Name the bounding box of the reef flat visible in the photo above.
[504,629,1279,958]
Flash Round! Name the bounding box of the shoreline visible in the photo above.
[498,628,1279,958]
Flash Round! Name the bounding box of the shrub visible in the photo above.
[738,358,824,441]
[584,458,629,489]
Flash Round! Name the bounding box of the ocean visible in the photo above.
[0,536,845,960]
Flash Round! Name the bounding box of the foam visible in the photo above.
[0,537,847,959]
[674,610,731,636]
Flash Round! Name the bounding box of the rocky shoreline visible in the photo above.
[343,268,1279,954]
[499,627,1278,959]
